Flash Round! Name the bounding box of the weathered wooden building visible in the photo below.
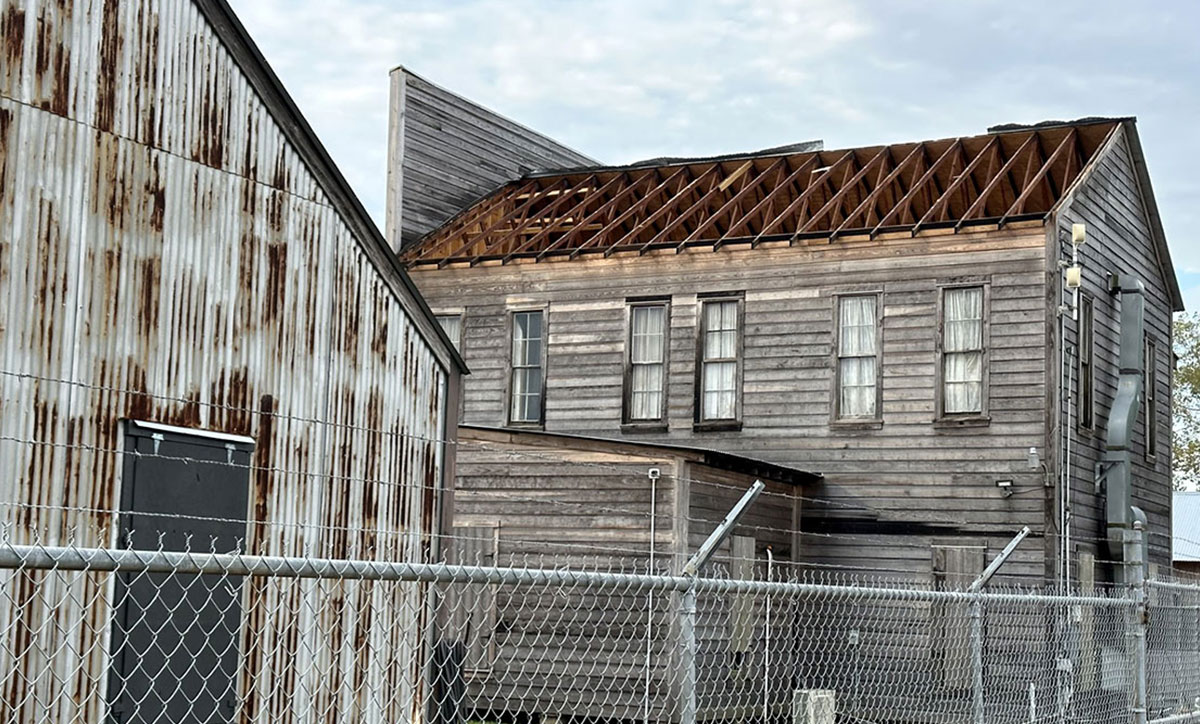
[398,116,1182,591]
[440,425,818,724]
[0,0,463,722]
[386,67,595,251]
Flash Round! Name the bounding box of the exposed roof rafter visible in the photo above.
[402,119,1126,267]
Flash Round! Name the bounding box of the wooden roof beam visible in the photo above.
[732,156,820,245]
[634,163,757,254]
[501,173,625,263]
[870,140,962,238]
[833,143,923,238]
[955,133,1036,230]
[432,179,566,267]
[912,136,999,236]
[568,166,690,260]
[407,179,539,263]
[678,157,787,250]
[537,173,648,260]
[605,165,722,257]
[999,128,1077,227]
[467,175,597,266]
[798,146,889,235]
[755,150,856,242]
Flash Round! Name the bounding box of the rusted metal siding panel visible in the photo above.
[1,0,449,722]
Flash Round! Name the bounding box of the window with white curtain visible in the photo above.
[941,286,985,415]
[699,298,741,422]
[626,303,668,422]
[509,310,544,424]
[436,314,462,351]
[837,295,878,419]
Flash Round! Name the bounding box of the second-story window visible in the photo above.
[509,310,545,425]
[941,286,986,416]
[1078,296,1094,430]
[625,302,668,424]
[698,296,742,425]
[436,314,463,352]
[836,295,879,419]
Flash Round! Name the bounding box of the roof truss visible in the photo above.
[403,120,1122,267]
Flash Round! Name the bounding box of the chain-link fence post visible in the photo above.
[1132,519,1149,724]
[680,582,697,724]
[970,595,985,724]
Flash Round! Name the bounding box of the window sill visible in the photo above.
[831,419,883,431]
[933,415,991,429]
[693,420,743,433]
[504,421,545,431]
[621,422,668,434]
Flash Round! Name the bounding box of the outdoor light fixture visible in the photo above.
[1071,223,1087,246]
[997,479,1014,497]
[1027,447,1040,470]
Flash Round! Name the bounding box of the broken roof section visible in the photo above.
[403,118,1122,268]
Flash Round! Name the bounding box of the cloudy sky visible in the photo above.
[230,0,1200,311]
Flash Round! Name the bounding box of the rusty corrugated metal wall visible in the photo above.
[0,0,450,721]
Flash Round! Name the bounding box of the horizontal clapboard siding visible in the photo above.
[449,427,801,723]
[1056,126,1175,567]
[388,69,595,249]
[417,230,1050,554]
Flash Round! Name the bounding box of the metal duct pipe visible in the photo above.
[1099,274,1146,582]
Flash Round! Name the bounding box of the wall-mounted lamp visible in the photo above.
[1066,265,1083,289]
[997,479,1014,498]
[1027,447,1040,471]
[1071,223,1087,247]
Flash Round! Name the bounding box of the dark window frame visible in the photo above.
[1145,335,1158,463]
[622,297,671,431]
[1077,295,1095,432]
[831,291,884,426]
[934,281,991,427]
[693,292,745,432]
[505,308,548,427]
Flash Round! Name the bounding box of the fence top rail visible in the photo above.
[0,542,1142,607]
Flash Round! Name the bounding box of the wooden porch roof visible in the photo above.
[403,118,1122,268]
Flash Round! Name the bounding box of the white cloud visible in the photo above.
[229,0,871,221]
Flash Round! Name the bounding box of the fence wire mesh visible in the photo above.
[5,539,1196,724]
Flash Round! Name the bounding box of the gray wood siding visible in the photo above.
[386,69,595,249]
[1054,126,1176,566]
[415,230,1051,570]
[448,428,800,723]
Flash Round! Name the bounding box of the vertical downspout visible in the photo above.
[1100,275,1147,586]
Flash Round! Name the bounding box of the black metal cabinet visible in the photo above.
[107,422,253,724]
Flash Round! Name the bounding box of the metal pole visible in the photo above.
[680,585,697,724]
[645,468,659,724]
[1133,520,1148,724]
[970,597,984,724]
[966,526,1030,724]
[679,480,764,724]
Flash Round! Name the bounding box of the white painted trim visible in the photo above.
[129,420,256,446]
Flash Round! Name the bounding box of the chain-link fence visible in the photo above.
[5,538,1199,724]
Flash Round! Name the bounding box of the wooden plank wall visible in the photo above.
[386,69,595,249]
[447,429,801,723]
[1054,125,1175,571]
[415,228,1052,583]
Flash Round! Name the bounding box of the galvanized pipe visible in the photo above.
[0,543,1137,606]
